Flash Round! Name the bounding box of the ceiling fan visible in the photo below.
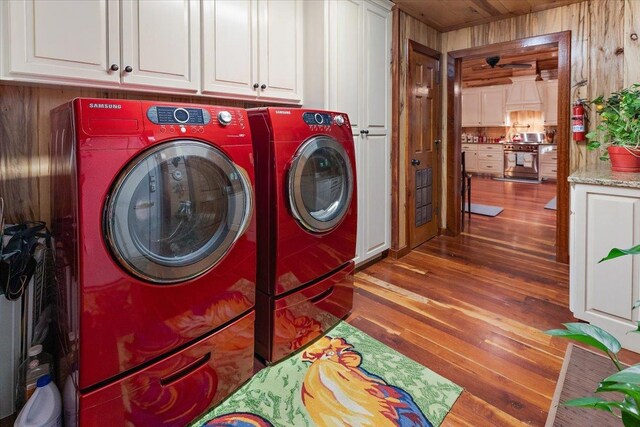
[472,56,532,71]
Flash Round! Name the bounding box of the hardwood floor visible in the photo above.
[349,177,638,426]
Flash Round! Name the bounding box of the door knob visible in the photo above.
[253,83,259,89]
[124,65,133,73]
[109,64,119,71]
[260,84,266,90]
[411,159,421,166]
[435,139,441,145]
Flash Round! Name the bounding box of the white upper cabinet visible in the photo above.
[461,88,481,126]
[3,0,120,84]
[462,85,508,127]
[541,80,558,125]
[2,0,199,92]
[120,0,199,91]
[480,86,506,126]
[202,0,302,103]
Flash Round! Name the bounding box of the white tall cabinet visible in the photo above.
[303,0,392,265]
[2,0,200,91]
[570,180,640,352]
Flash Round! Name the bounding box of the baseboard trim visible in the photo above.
[389,246,411,259]
[354,250,389,272]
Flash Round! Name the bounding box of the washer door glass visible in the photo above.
[105,140,252,283]
[288,136,353,232]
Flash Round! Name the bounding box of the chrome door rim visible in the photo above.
[104,140,253,283]
[288,136,353,233]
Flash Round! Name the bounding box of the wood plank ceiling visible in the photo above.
[462,47,558,88]
[392,0,587,32]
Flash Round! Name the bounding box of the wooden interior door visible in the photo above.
[407,40,440,249]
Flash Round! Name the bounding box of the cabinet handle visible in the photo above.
[253,83,259,89]
[124,65,133,73]
[360,129,369,135]
[260,84,266,90]
[109,64,119,71]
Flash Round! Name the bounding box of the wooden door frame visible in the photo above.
[445,31,571,263]
[405,39,442,250]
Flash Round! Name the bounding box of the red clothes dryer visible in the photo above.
[50,99,256,426]
[248,107,356,363]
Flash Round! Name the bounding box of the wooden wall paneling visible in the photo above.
[589,0,625,162]
[563,1,591,172]
[624,0,640,87]
[391,7,402,256]
[485,17,517,46]
[0,85,39,223]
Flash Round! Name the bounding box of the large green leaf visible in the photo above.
[600,245,640,263]
[564,397,619,413]
[604,365,640,385]
[546,323,622,355]
[622,411,640,427]
[597,382,640,406]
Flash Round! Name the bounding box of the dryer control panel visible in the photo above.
[301,111,348,128]
[147,106,212,125]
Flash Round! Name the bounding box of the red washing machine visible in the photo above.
[248,107,356,363]
[50,99,256,426]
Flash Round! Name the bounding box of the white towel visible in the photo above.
[523,153,534,168]
[516,152,525,166]
[507,153,516,168]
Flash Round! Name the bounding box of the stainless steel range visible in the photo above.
[503,133,544,180]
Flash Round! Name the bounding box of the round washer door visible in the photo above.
[105,140,252,283]
[288,136,353,233]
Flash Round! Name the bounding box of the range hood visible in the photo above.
[505,75,542,111]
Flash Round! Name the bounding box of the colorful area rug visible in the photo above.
[191,321,462,427]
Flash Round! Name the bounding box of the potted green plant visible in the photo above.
[546,244,640,426]
[586,83,640,172]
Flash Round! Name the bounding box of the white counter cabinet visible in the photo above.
[570,174,640,352]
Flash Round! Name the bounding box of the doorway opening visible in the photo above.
[446,32,571,263]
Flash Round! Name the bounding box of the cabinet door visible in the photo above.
[121,0,199,91]
[480,87,506,126]
[202,0,258,98]
[257,0,302,102]
[355,0,390,264]
[328,0,362,134]
[543,80,558,125]
[571,184,640,351]
[462,89,481,126]
[4,0,119,84]
[356,134,390,263]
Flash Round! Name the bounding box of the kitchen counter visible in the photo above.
[568,161,640,189]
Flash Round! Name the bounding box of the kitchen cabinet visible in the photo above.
[303,0,392,265]
[539,144,557,180]
[480,86,507,126]
[540,80,558,125]
[570,181,640,352]
[201,0,302,103]
[462,89,481,126]
[1,0,199,92]
[462,144,503,176]
[462,144,478,173]
[462,85,508,127]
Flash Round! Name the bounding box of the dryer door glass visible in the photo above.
[105,141,252,283]
[288,136,353,232]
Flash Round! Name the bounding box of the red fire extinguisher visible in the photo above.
[572,100,586,141]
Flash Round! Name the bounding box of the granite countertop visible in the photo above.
[569,162,640,189]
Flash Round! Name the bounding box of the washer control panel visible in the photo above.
[147,106,212,125]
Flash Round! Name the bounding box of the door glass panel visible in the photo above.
[106,141,251,283]
[289,136,353,232]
